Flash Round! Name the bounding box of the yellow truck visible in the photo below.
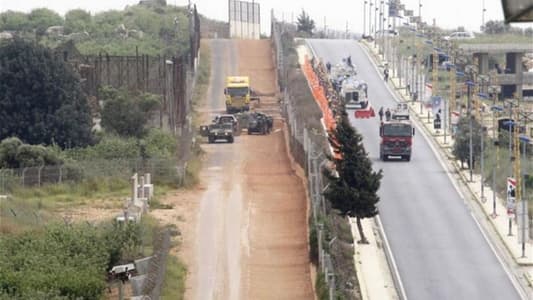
[224,76,251,113]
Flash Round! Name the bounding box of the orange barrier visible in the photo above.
[302,56,341,160]
[302,57,336,132]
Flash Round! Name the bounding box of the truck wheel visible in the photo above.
[381,154,387,161]
[405,155,411,162]
[228,137,234,143]
[248,129,252,135]
[208,137,214,144]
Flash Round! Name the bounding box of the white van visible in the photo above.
[443,32,475,41]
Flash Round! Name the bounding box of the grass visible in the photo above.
[0,176,177,234]
[192,42,212,108]
[160,254,187,300]
[460,33,533,44]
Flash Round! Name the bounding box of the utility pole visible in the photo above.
[363,1,367,36]
[467,67,474,182]
[374,0,378,39]
[490,70,500,218]
[481,0,487,32]
[418,0,422,23]
[517,110,533,256]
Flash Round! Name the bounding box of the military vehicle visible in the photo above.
[200,123,234,143]
[247,112,273,135]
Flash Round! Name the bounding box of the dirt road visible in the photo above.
[186,39,313,300]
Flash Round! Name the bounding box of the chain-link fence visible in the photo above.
[272,16,360,300]
[141,228,171,299]
[0,158,185,195]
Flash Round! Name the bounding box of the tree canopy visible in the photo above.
[296,10,315,36]
[452,115,485,168]
[100,87,160,138]
[323,110,382,243]
[0,39,93,148]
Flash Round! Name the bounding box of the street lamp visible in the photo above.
[364,1,368,37]
[465,66,477,182]
[491,105,504,218]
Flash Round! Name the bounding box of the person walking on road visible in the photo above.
[383,68,389,82]
[378,107,384,121]
[385,108,391,121]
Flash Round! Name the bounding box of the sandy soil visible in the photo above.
[237,40,314,299]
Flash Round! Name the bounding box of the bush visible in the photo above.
[0,221,143,299]
[100,87,161,138]
[0,137,63,168]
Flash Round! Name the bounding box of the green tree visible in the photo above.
[483,20,510,34]
[296,10,315,36]
[64,9,92,34]
[0,11,29,31]
[27,8,63,37]
[453,116,484,169]
[0,39,93,148]
[323,110,383,244]
[100,87,160,138]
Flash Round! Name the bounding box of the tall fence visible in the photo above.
[272,17,359,300]
[63,5,201,160]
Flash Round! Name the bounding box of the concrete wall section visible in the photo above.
[229,0,260,39]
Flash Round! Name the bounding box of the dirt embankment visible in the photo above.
[237,39,314,299]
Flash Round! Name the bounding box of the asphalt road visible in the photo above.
[307,39,521,300]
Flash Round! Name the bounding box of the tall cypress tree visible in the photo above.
[323,110,383,244]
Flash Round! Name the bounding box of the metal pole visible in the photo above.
[467,73,473,182]
[374,0,378,39]
[521,149,527,258]
[363,1,367,36]
[509,101,513,175]
[492,143,497,217]
[481,119,485,200]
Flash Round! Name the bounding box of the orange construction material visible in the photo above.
[354,106,376,119]
[302,56,341,160]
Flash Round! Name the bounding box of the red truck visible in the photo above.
[379,119,415,161]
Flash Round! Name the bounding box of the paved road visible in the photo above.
[307,39,521,300]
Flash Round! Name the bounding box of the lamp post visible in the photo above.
[364,1,368,37]
[481,0,487,32]
[374,0,378,39]
[369,1,374,38]
[465,66,476,182]
[490,105,504,218]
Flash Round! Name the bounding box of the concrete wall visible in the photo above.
[228,0,260,39]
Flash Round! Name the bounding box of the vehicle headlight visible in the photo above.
[225,132,228,135]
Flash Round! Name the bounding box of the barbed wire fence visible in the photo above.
[273,15,359,300]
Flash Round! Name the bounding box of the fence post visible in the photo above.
[38,165,43,187]
[21,167,27,187]
[59,165,63,184]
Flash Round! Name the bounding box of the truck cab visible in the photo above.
[340,78,368,109]
[379,119,415,161]
[224,76,250,113]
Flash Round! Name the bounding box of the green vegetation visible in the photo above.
[315,272,329,300]
[452,116,484,169]
[161,254,187,300]
[100,87,161,138]
[323,109,383,244]
[296,10,315,37]
[0,221,144,299]
[0,39,93,148]
[192,44,211,106]
[0,4,191,56]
